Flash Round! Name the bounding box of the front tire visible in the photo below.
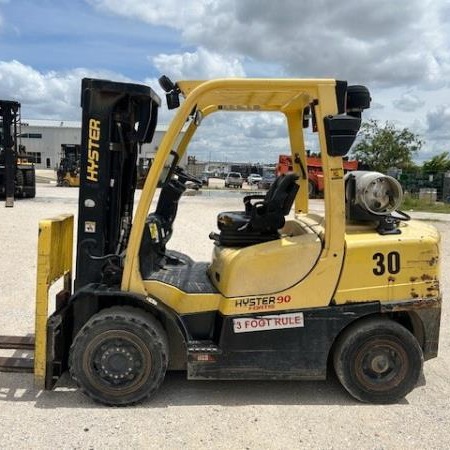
[333,317,423,404]
[69,306,168,406]
[15,169,24,190]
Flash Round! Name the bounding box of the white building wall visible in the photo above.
[20,120,185,169]
[20,120,81,169]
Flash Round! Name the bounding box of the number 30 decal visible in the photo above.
[373,251,401,276]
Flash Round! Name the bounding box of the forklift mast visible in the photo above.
[75,79,160,290]
[0,100,21,206]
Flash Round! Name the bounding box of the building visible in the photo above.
[20,119,81,169]
[20,119,180,169]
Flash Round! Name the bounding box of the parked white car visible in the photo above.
[247,173,263,185]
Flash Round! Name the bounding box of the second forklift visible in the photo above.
[0,100,36,205]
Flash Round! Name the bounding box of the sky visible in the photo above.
[0,0,449,164]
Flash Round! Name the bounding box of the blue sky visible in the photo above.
[1,0,449,163]
[0,1,179,78]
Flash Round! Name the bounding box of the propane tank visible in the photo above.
[350,171,403,215]
[345,171,407,234]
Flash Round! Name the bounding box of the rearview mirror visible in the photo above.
[324,114,361,157]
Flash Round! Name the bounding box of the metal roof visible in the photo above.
[21,119,170,131]
[21,119,82,128]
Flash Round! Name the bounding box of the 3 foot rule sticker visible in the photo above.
[233,312,304,333]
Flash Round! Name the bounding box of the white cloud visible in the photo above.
[0,60,130,119]
[86,0,206,29]
[188,111,291,163]
[87,0,450,89]
[153,47,245,79]
[393,93,425,112]
[427,105,450,140]
[1,0,449,163]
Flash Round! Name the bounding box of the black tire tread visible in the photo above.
[15,169,24,188]
[333,317,423,404]
[308,180,316,197]
[69,306,168,406]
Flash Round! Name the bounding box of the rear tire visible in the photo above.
[308,180,316,198]
[69,306,168,406]
[333,318,423,404]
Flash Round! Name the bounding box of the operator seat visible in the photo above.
[210,173,299,247]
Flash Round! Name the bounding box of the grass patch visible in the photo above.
[401,197,450,213]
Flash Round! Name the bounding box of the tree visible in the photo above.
[422,152,450,174]
[351,120,423,172]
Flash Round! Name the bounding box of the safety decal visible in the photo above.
[233,312,304,333]
[330,167,344,180]
[84,221,96,233]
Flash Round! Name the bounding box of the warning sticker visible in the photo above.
[84,221,96,233]
[233,312,304,333]
[330,168,344,180]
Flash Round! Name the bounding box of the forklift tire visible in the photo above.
[24,185,36,198]
[333,317,423,404]
[24,171,36,198]
[69,306,168,406]
[25,169,35,187]
[308,180,316,198]
[15,169,24,189]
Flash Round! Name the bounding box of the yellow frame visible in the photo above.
[118,77,439,316]
[122,78,345,299]
[34,214,73,387]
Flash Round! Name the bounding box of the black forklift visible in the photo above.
[0,100,36,206]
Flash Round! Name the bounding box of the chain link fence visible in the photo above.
[390,170,450,203]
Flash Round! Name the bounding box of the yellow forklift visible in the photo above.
[56,144,81,187]
[0,77,441,406]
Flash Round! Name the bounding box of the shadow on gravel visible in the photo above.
[0,371,415,408]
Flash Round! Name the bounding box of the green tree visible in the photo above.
[422,152,450,173]
[351,120,422,172]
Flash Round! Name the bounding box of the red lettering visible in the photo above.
[276,295,292,304]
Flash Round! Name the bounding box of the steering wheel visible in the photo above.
[174,166,202,186]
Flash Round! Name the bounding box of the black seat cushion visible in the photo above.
[213,173,299,246]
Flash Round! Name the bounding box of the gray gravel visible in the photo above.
[0,185,449,449]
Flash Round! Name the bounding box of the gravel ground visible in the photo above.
[0,184,449,449]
